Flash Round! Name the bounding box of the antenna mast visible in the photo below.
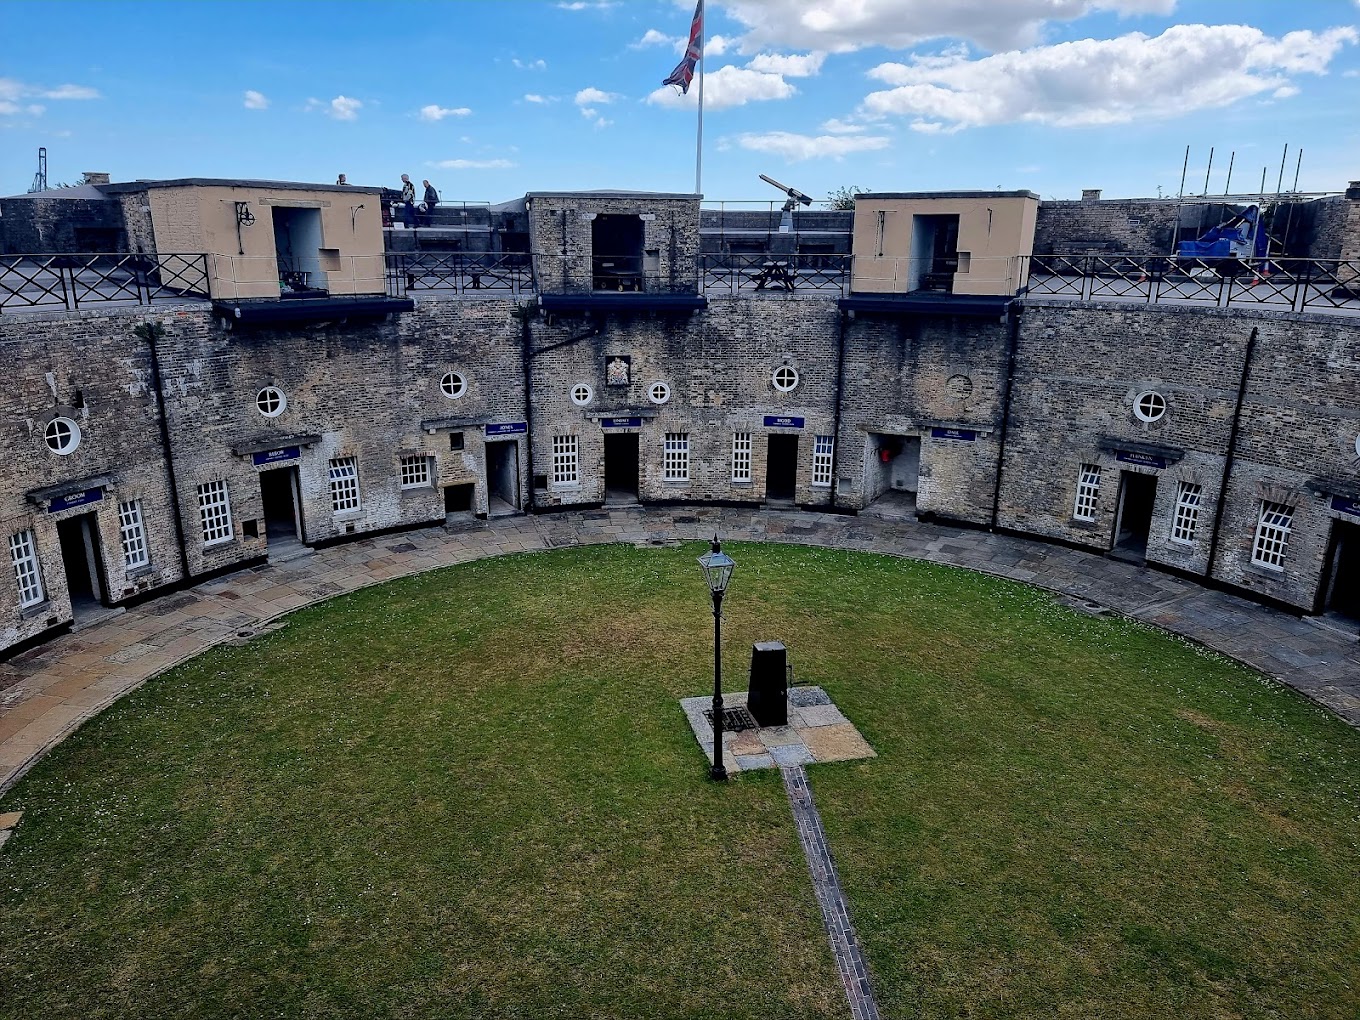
[28,147,48,193]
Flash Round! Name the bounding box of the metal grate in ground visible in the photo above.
[703,705,759,732]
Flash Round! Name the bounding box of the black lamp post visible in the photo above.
[698,534,736,782]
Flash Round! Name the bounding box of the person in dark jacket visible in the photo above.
[421,180,439,226]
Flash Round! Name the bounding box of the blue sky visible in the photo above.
[2,0,1358,204]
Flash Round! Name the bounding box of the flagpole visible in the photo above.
[695,0,704,195]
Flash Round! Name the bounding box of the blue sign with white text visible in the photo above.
[1116,449,1168,470]
[252,446,301,466]
[600,417,643,429]
[930,427,977,442]
[763,415,805,429]
[1332,495,1360,519]
[48,488,104,513]
[485,422,528,436]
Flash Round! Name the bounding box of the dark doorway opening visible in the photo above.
[592,214,644,291]
[604,432,640,504]
[260,467,301,543]
[911,214,961,292]
[864,433,920,518]
[1321,519,1360,622]
[486,441,520,514]
[1113,471,1158,559]
[444,483,474,515]
[57,512,106,613]
[766,434,799,502]
[272,206,325,295]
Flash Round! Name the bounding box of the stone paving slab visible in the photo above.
[1,506,1357,796]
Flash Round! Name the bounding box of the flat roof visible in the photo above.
[2,183,112,201]
[98,178,385,196]
[861,190,1040,201]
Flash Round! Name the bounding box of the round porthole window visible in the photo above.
[44,417,81,455]
[648,381,671,405]
[772,365,799,392]
[255,386,287,418]
[440,371,467,399]
[1133,391,1167,423]
[571,383,594,407]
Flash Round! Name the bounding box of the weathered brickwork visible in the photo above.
[0,193,126,254]
[1033,198,1182,256]
[0,306,185,646]
[1307,193,1360,261]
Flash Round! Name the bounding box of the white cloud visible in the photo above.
[821,117,867,134]
[0,77,101,116]
[734,130,891,161]
[861,25,1357,131]
[706,35,732,57]
[575,86,620,105]
[433,158,517,169]
[633,28,679,49]
[523,93,557,103]
[419,104,472,121]
[579,107,612,129]
[314,95,362,121]
[746,52,826,76]
[243,90,269,110]
[717,0,1177,54]
[513,58,548,70]
[556,1,617,9]
[647,64,795,110]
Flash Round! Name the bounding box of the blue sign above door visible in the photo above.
[48,487,104,513]
[1332,494,1360,519]
[1115,449,1168,470]
[252,446,301,466]
[485,422,528,436]
[600,417,643,429]
[763,415,805,429]
[929,427,977,442]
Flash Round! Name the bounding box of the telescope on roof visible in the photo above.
[759,174,814,213]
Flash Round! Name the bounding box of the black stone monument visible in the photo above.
[747,641,788,726]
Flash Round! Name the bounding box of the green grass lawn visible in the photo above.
[1,543,1357,1019]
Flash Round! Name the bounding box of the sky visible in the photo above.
[2,0,1358,206]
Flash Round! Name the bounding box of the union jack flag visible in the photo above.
[662,0,703,94]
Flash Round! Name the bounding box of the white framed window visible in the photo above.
[399,455,431,489]
[44,417,81,455]
[1170,482,1202,545]
[772,365,799,392]
[440,371,467,399]
[197,480,233,547]
[664,432,689,481]
[552,434,579,485]
[812,435,834,487]
[570,384,593,407]
[8,530,45,608]
[1252,500,1293,569]
[118,500,149,569]
[648,381,671,405]
[1073,464,1101,522]
[1133,391,1167,423]
[255,386,287,418]
[329,457,361,513]
[731,432,752,482]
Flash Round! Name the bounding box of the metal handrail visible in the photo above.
[0,253,210,313]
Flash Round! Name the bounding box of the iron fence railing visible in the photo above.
[386,252,534,297]
[1025,254,1360,314]
[0,253,210,313]
[701,253,851,296]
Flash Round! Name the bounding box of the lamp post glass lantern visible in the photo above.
[698,535,736,782]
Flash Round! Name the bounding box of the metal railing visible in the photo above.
[387,252,534,297]
[207,254,387,300]
[701,253,851,296]
[0,253,210,313]
[1026,254,1360,314]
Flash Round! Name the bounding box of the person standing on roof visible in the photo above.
[421,179,439,227]
[399,174,416,228]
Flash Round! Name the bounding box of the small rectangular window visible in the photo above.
[449,432,465,451]
[552,434,579,486]
[197,480,233,547]
[664,433,689,482]
[1171,482,1202,544]
[329,457,361,514]
[1252,500,1293,569]
[8,529,45,608]
[812,435,834,488]
[1073,464,1101,522]
[118,500,149,569]
[399,455,431,489]
[731,432,752,482]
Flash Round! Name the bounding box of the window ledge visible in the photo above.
[1069,518,1100,530]
[332,509,363,519]
[1247,561,1286,577]
[203,538,235,550]
[19,601,52,620]
[126,564,155,578]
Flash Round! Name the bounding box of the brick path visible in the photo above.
[782,764,882,1020]
[2,506,1358,796]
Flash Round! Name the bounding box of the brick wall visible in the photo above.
[1033,197,1182,255]
[528,195,700,294]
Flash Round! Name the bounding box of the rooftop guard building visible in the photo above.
[1,174,1358,657]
